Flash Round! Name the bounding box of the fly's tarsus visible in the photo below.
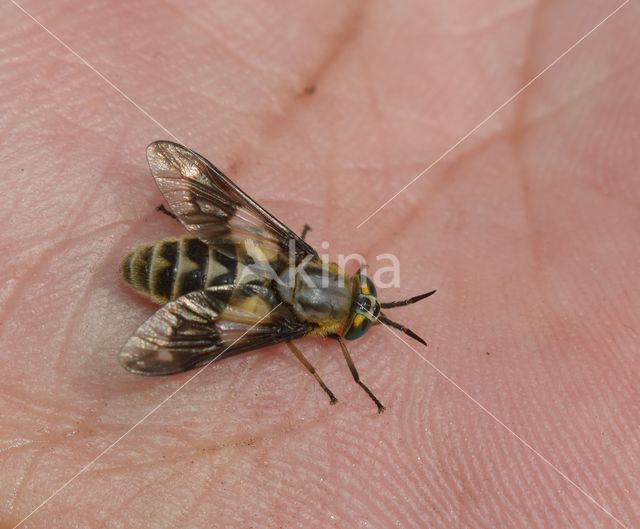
[156,204,178,221]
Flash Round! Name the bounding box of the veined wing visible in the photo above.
[119,284,314,375]
[146,141,317,262]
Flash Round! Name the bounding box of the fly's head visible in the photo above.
[343,269,380,340]
[343,267,437,345]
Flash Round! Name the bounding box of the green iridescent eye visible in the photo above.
[344,312,372,340]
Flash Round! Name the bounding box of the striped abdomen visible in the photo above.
[120,237,241,304]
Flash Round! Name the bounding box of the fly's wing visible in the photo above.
[146,141,317,262]
[119,284,314,375]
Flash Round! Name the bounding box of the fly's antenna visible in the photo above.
[378,314,427,346]
[380,289,436,309]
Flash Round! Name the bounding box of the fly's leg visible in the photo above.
[287,342,337,405]
[331,335,385,413]
[300,224,312,241]
[156,204,178,221]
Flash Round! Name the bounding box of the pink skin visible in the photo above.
[1,1,638,527]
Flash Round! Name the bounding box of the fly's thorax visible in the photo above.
[277,259,352,325]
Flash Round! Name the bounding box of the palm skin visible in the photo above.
[1,1,638,528]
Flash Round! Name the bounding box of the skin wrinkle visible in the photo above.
[510,86,640,212]
[171,12,294,108]
[3,426,85,460]
[2,159,99,251]
[51,228,131,382]
[3,142,125,250]
[18,268,92,385]
[500,38,639,518]
[518,57,635,128]
[68,395,336,478]
[2,227,131,454]
[114,466,180,517]
[509,0,556,272]
[432,288,624,524]
[356,117,524,254]
[189,3,369,226]
[0,40,61,138]
[0,391,82,435]
[295,1,368,102]
[506,3,640,270]
[358,2,632,233]
[175,475,211,529]
[426,406,481,518]
[355,37,392,195]
[185,428,327,523]
[438,1,531,37]
[7,454,47,522]
[373,441,434,526]
[558,336,640,514]
[361,59,626,260]
[0,219,127,329]
[9,446,57,520]
[8,453,37,519]
[227,1,369,176]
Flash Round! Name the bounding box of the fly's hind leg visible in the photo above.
[300,224,312,241]
[287,342,337,405]
[331,335,385,413]
[156,204,178,221]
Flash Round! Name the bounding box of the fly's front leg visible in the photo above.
[287,342,337,405]
[156,204,178,221]
[300,224,312,241]
[331,335,385,413]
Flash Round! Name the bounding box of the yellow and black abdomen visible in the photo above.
[120,237,238,304]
